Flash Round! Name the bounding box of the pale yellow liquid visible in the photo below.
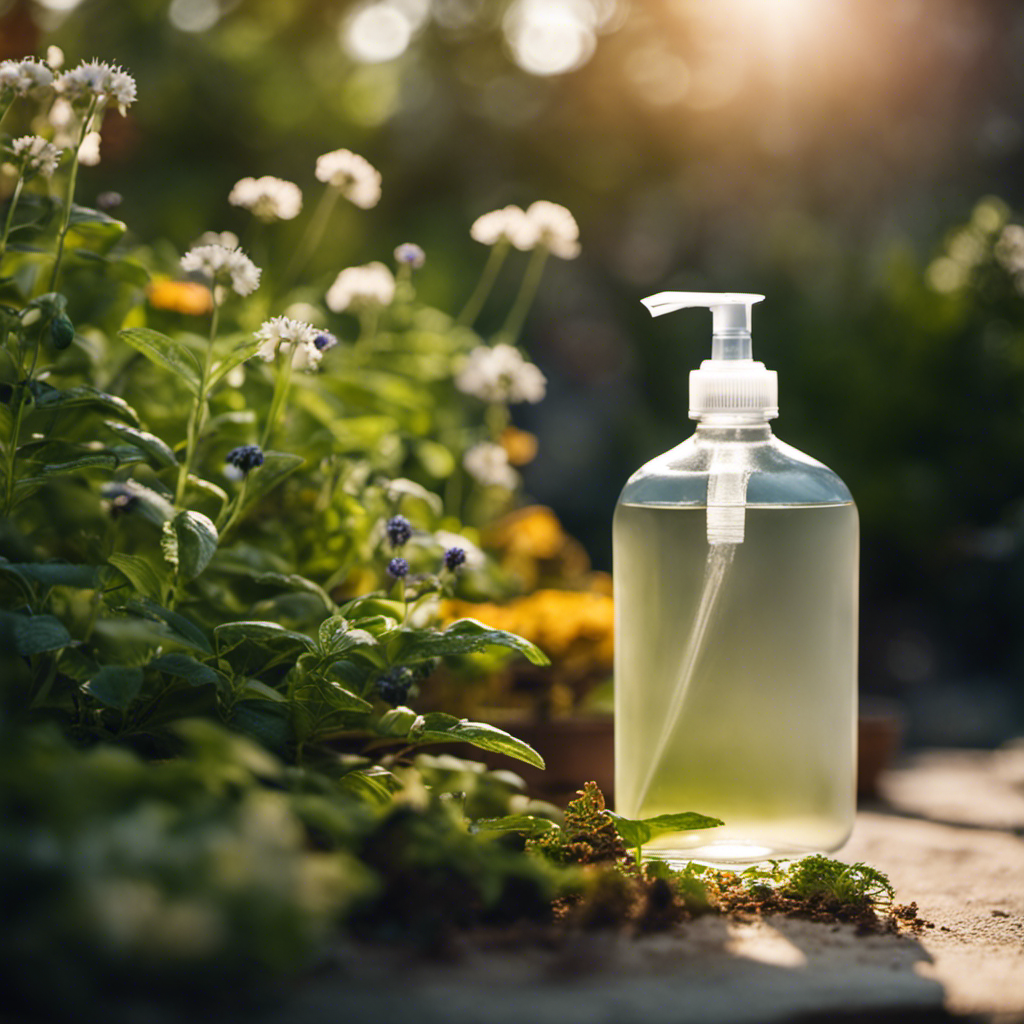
[614,503,858,865]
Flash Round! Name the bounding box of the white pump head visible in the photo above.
[641,290,778,420]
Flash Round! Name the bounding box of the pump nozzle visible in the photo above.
[641,289,777,420]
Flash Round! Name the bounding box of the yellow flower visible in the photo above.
[147,277,213,316]
[499,425,538,466]
[484,505,565,560]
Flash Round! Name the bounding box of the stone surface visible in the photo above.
[266,748,1024,1024]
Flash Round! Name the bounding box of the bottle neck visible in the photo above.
[694,414,773,441]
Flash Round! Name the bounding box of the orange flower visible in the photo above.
[147,277,213,316]
[484,505,565,560]
[499,426,538,466]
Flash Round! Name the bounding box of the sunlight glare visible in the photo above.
[342,2,414,64]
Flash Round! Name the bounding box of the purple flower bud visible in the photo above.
[314,331,338,352]
[225,444,265,475]
[385,514,412,548]
[394,242,425,269]
[443,547,466,571]
[387,557,409,579]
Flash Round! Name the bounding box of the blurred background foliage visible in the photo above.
[3,0,1024,743]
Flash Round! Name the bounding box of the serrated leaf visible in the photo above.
[104,421,177,468]
[2,612,72,655]
[294,678,373,714]
[108,553,167,602]
[0,559,102,589]
[472,815,559,838]
[238,452,304,513]
[213,620,316,654]
[163,510,218,581]
[83,665,143,710]
[30,385,140,426]
[148,652,219,687]
[408,712,545,769]
[389,618,550,667]
[119,327,202,394]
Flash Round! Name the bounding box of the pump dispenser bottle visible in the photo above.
[614,292,858,865]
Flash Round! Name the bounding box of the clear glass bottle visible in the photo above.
[614,292,858,865]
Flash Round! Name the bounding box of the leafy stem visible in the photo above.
[457,239,510,327]
[0,174,25,267]
[260,346,294,449]
[499,243,549,344]
[284,184,339,287]
[49,96,98,293]
[175,295,221,505]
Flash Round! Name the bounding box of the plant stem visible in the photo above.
[499,244,549,344]
[175,297,221,506]
[216,475,249,539]
[0,175,25,267]
[457,240,509,327]
[285,185,340,285]
[49,97,97,293]
[0,99,13,129]
[260,348,294,449]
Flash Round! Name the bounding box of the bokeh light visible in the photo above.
[342,2,415,64]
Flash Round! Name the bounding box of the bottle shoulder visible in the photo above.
[618,431,854,507]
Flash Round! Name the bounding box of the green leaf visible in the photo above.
[408,712,546,769]
[246,571,334,612]
[30,384,140,426]
[207,335,264,388]
[108,553,167,602]
[228,699,292,752]
[416,440,456,479]
[0,559,102,589]
[213,620,316,654]
[472,814,559,838]
[242,679,287,702]
[605,811,724,852]
[187,475,228,506]
[118,327,202,394]
[337,765,400,807]
[104,421,177,468]
[2,612,72,655]
[238,452,304,513]
[83,665,143,710]
[390,618,550,667]
[317,615,378,656]
[103,481,175,526]
[41,450,123,475]
[124,597,212,653]
[293,678,373,714]
[148,652,219,687]
[163,510,218,581]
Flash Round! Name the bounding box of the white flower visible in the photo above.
[77,131,101,166]
[455,343,546,404]
[180,244,261,297]
[0,58,54,99]
[315,148,381,208]
[470,205,538,250]
[9,135,63,179]
[254,315,322,371]
[56,60,136,115]
[193,230,239,250]
[228,175,303,222]
[463,442,519,490]
[47,46,65,71]
[326,261,395,312]
[524,200,580,259]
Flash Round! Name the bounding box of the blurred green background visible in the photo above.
[3,0,1023,745]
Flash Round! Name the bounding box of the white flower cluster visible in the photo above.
[470,200,580,259]
[315,148,381,209]
[326,262,395,313]
[463,442,518,490]
[180,243,261,297]
[56,60,136,115]
[78,131,101,166]
[254,316,323,371]
[193,230,239,250]
[228,176,303,222]
[0,58,54,99]
[9,135,63,179]
[455,343,546,405]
